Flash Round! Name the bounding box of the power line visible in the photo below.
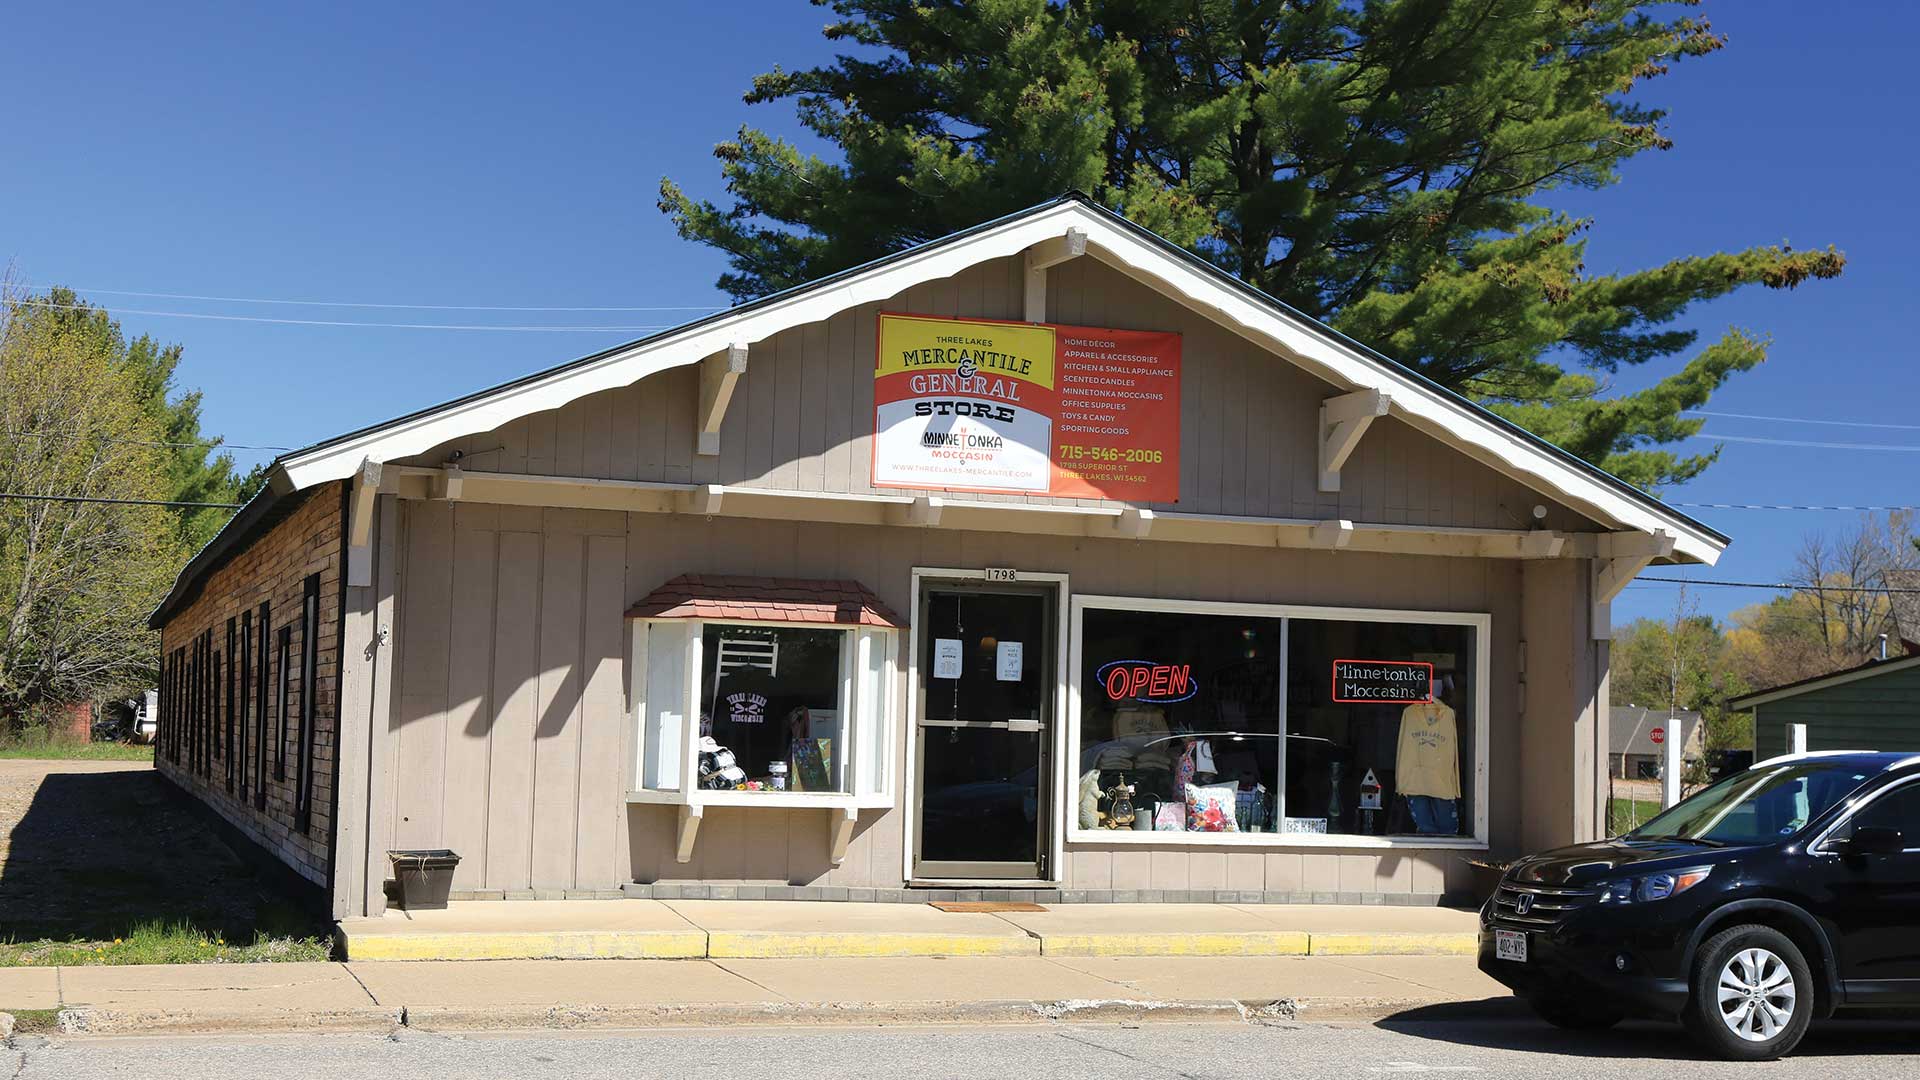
[0,492,242,509]
[1689,432,1920,452]
[2,430,294,453]
[1686,410,1920,432]
[1631,575,1920,595]
[5,299,677,333]
[1668,501,1919,513]
[18,283,725,314]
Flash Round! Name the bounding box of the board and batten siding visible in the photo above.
[395,255,1598,537]
[383,504,1528,897]
[1752,664,1920,760]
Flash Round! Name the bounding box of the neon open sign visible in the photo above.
[1098,660,1198,703]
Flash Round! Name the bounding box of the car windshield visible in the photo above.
[1628,761,1878,845]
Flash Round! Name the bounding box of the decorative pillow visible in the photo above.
[1153,802,1187,831]
[1185,782,1240,833]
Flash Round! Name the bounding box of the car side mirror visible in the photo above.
[1842,825,1906,857]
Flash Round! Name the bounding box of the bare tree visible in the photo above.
[1790,510,1918,667]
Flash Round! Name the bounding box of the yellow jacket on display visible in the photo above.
[1396,701,1459,800]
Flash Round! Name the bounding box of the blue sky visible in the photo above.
[3,1,1914,627]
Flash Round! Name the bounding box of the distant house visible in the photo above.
[1731,653,1920,760]
[1610,706,1703,779]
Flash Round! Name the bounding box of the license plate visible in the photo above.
[1495,929,1528,963]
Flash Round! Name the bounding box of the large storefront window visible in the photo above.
[1285,619,1475,839]
[1077,609,1283,832]
[1073,599,1482,843]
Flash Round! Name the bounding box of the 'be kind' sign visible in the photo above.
[871,313,1180,500]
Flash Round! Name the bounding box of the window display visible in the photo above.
[1286,619,1474,838]
[1074,599,1481,842]
[1076,609,1283,832]
[699,625,846,793]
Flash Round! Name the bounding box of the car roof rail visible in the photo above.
[1748,749,1877,770]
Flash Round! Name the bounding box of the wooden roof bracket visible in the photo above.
[1308,518,1355,550]
[1591,530,1675,640]
[346,457,381,588]
[828,806,858,866]
[675,803,703,864]
[427,464,464,501]
[885,495,944,527]
[696,343,749,457]
[1318,388,1392,492]
[1023,227,1088,323]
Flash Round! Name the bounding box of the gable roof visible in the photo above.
[155,195,1729,625]
[1610,706,1702,757]
[1728,652,1920,712]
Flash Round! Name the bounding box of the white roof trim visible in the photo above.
[275,200,1724,564]
[1730,653,1920,711]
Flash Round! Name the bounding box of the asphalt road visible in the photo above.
[12,1016,1920,1079]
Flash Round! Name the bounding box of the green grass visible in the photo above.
[1608,797,1663,835]
[5,1009,60,1034]
[0,920,330,967]
[0,730,153,761]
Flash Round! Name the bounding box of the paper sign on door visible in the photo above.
[933,638,964,680]
[995,641,1024,682]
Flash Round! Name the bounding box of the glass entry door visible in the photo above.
[913,582,1053,881]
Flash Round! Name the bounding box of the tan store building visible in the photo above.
[149,195,1728,919]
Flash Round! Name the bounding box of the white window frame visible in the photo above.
[1066,594,1491,850]
[625,617,899,810]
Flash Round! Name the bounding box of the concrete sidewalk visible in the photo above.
[337,900,1479,961]
[0,953,1515,1036]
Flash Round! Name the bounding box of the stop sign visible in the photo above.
[1650,727,1666,744]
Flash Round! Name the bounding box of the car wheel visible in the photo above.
[1683,924,1813,1061]
[1528,993,1623,1030]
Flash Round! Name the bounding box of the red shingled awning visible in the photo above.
[625,574,905,629]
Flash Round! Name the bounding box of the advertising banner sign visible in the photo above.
[872,313,1180,500]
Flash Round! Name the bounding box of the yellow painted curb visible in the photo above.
[1306,932,1479,956]
[1037,932,1310,958]
[343,931,709,962]
[706,932,1040,959]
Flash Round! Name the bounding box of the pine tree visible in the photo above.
[39,288,253,550]
[660,0,1843,489]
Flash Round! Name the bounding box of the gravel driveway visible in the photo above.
[0,759,307,941]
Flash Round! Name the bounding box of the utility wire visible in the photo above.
[0,492,242,509]
[16,283,726,313]
[1631,575,1920,595]
[2,430,294,453]
[1689,432,1920,452]
[1668,501,1920,513]
[5,299,676,333]
[1686,410,1920,432]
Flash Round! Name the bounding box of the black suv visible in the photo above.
[1479,751,1920,1060]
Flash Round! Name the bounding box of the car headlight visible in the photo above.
[1595,865,1713,904]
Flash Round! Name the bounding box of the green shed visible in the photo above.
[1732,653,1920,761]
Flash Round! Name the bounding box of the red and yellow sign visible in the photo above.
[872,313,1180,501]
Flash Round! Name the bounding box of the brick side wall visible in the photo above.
[157,483,343,887]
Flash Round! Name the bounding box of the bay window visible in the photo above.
[630,618,898,808]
